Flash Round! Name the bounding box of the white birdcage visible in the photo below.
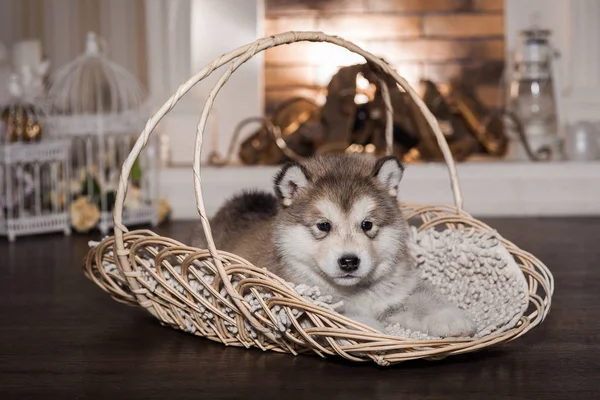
[0,140,72,241]
[46,32,158,235]
[0,54,71,241]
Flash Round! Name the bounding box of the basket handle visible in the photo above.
[112,31,463,333]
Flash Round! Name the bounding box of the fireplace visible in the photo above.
[149,0,599,219]
[264,0,505,114]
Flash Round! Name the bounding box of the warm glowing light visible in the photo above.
[364,144,376,153]
[354,72,376,104]
[354,93,369,104]
[345,144,363,153]
[312,43,366,87]
[316,91,327,105]
[316,64,340,87]
[356,72,370,91]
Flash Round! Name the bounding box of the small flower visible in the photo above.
[70,196,100,232]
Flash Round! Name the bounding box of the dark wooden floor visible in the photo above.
[1,218,599,399]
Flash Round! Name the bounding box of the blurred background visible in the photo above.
[0,0,599,240]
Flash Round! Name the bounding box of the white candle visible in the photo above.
[12,40,42,72]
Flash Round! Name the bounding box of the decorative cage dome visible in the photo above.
[84,32,553,366]
[49,32,145,115]
[47,32,158,235]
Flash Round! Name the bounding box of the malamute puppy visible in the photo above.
[194,154,476,337]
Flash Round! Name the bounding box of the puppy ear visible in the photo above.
[274,162,310,206]
[373,156,404,197]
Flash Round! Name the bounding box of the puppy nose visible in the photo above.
[338,254,360,272]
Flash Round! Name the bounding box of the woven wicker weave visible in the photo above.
[84,32,553,366]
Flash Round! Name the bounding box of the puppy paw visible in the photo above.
[422,307,477,338]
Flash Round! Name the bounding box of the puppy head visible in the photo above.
[273,154,409,287]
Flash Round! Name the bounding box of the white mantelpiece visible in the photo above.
[160,162,600,220]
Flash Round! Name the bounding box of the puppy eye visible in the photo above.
[361,220,373,232]
[316,222,331,232]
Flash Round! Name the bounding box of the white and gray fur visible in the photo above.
[192,154,476,337]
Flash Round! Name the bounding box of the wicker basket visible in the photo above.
[84,32,553,366]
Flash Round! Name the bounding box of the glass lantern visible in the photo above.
[508,28,563,161]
